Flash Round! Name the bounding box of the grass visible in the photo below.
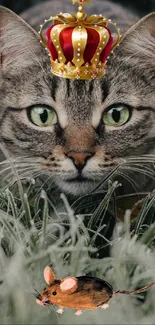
[1,156,155,324]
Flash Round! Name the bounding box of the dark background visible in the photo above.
[0,0,155,16]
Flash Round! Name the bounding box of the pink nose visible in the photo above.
[66,151,94,171]
[36,298,50,306]
[36,299,45,307]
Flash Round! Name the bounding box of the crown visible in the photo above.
[39,0,120,80]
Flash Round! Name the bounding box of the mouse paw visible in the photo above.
[101,303,109,309]
[75,309,82,316]
[56,307,64,314]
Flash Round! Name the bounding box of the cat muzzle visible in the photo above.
[66,151,94,172]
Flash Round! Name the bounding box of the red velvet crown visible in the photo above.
[39,0,120,80]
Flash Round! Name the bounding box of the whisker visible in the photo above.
[121,166,155,181]
[125,155,155,163]
[91,164,121,193]
[0,166,13,176]
[34,174,55,198]
[43,177,58,195]
[0,163,36,175]
[2,167,39,183]
[2,171,45,192]
[0,156,37,165]
[117,171,140,192]
[31,289,42,300]
[127,164,155,176]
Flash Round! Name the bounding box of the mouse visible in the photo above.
[34,266,155,316]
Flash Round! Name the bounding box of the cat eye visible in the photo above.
[52,291,57,296]
[103,105,131,127]
[29,106,57,127]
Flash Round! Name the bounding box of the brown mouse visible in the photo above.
[35,266,155,316]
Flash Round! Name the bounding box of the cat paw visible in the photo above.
[75,309,82,316]
[56,308,64,314]
[101,303,109,309]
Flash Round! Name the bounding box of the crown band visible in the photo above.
[50,58,106,80]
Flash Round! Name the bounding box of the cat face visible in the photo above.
[1,6,155,196]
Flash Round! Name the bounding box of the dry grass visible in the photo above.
[0,155,155,324]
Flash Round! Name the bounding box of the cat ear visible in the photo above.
[0,6,45,72]
[118,12,155,68]
[60,277,77,293]
[44,266,55,285]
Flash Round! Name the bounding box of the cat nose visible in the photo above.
[66,151,94,171]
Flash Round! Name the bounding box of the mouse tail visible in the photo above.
[114,281,155,295]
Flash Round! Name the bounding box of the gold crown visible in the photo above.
[39,0,120,80]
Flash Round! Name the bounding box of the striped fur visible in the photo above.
[0,3,155,196]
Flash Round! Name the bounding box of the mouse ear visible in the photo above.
[44,266,55,285]
[60,277,77,293]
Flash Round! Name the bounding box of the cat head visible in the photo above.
[1,6,155,196]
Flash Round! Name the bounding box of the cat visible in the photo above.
[0,0,155,197]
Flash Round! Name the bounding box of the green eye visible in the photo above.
[103,105,131,127]
[29,106,57,127]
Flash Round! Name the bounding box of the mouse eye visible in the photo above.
[52,291,57,296]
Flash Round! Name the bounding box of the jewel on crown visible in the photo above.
[39,0,120,80]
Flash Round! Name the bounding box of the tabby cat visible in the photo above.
[0,0,155,196]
